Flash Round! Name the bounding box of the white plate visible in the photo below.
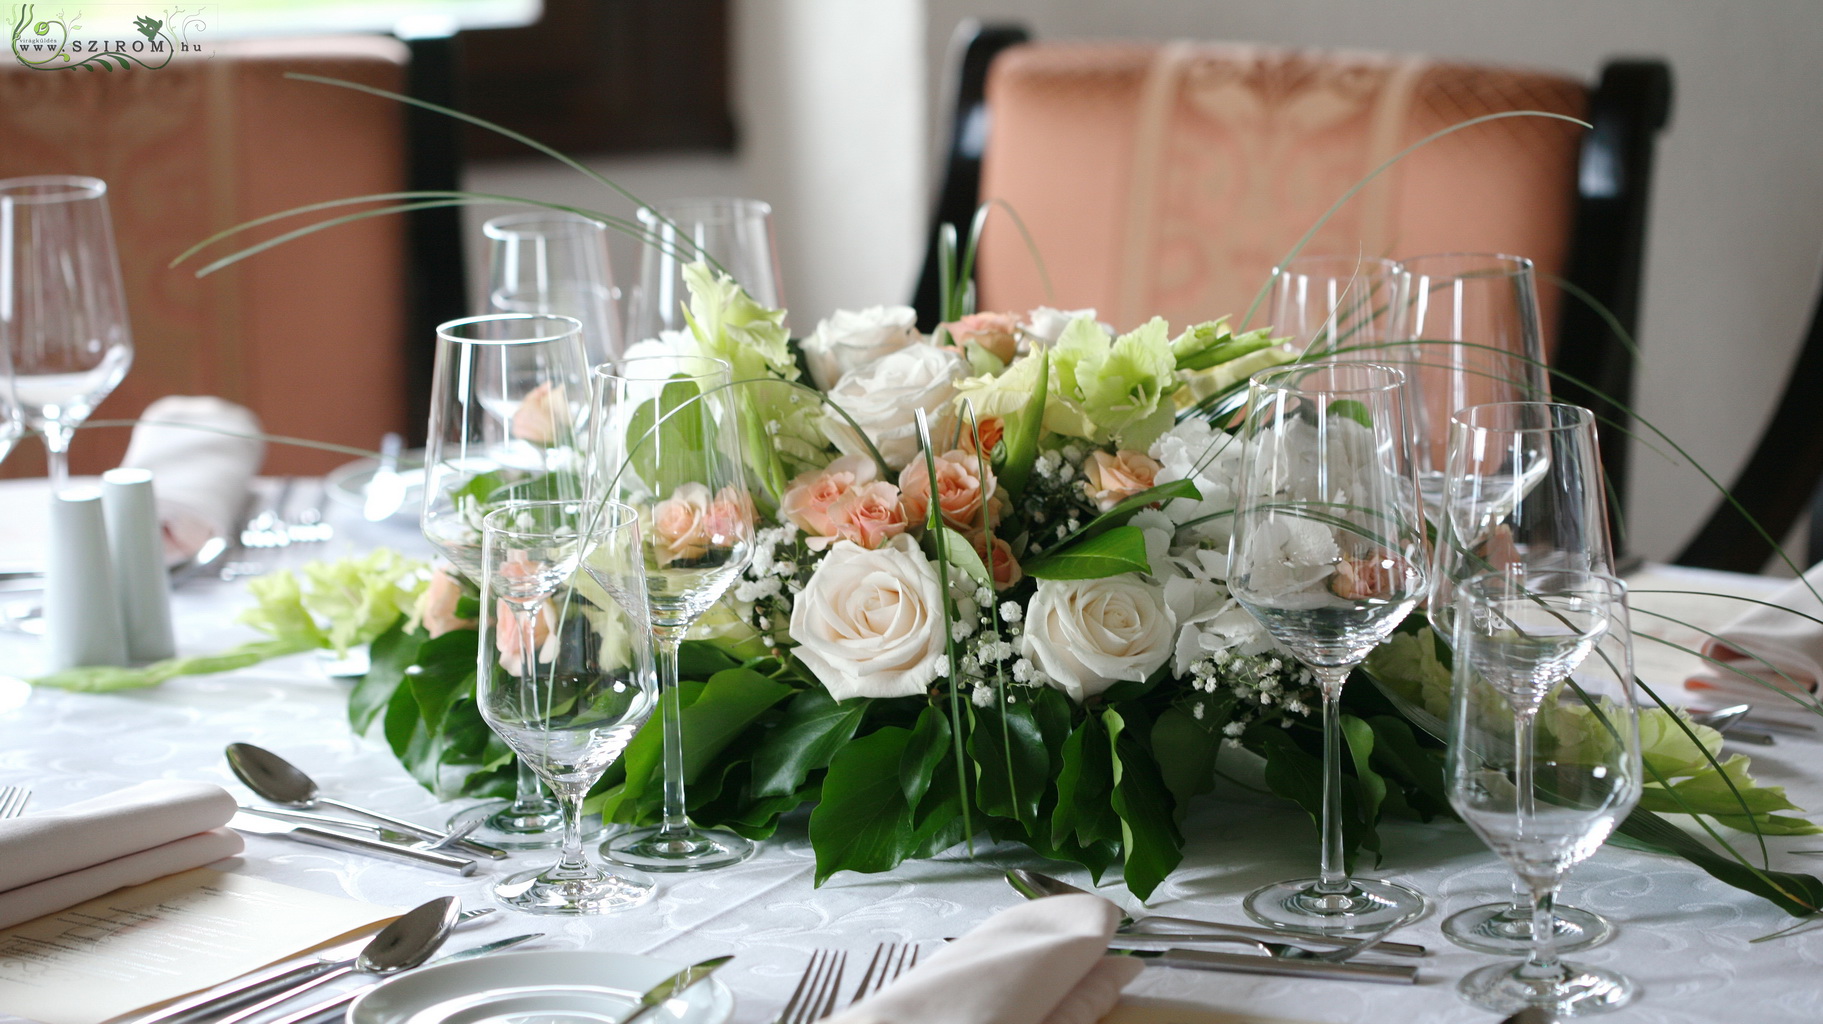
[349,950,735,1024]
[324,451,426,523]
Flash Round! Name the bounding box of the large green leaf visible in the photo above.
[749,688,866,798]
[900,705,952,810]
[1151,707,1218,820]
[969,702,1049,828]
[350,623,423,733]
[1022,526,1151,580]
[998,349,1047,498]
[1105,708,1183,900]
[1340,714,1386,830]
[1052,715,1118,849]
[810,726,916,883]
[410,629,481,733]
[1614,807,1823,917]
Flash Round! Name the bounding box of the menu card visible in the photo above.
[0,868,398,1024]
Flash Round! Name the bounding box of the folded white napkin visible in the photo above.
[0,781,244,930]
[121,395,265,560]
[1687,561,1823,725]
[826,894,1143,1024]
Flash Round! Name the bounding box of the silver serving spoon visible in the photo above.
[226,743,508,859]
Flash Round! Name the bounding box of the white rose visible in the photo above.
[1021,574,1176,702]
[828,344,968,470]
[789,534,947,701]
[1025,306,1099,344]
[801,305,922,391]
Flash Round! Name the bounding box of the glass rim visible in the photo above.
[1271,254,1401,277]
[0,175,107,203]
[1250,359,1408,394]
[1394,252,1535,280]
[481,210,609,240]
[592,352,733,383]
[1455,567,1628,603]
[635,197,773,226]
[1449,400,1597,433]
[436,313,583,345]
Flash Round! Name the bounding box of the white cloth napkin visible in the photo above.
[825,894,1143,1024]
[121,395,265,560]
[0,781,244,929]
[1687,561,1823,725]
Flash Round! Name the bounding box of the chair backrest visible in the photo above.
[0,36,413,476]
[916,28,1671,551]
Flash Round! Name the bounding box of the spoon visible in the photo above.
[210,896,459,1024]
[226,743,508,859]
[1687,703,1775,745]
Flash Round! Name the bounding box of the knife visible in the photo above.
[229,813,476,874]
[623,955,734,1023]
[1126,947,1417,984]
[363,432,407,522]
[264,932,544,1024]
[236,805,474,850]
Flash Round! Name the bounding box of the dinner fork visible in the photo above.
[0,786,30,819]
[848,942,920,1006]
[775,949,845,1024]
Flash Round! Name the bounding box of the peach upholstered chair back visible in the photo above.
[0,36,411,476]
[974,42,1587,355]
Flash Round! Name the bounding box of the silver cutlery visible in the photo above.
[848,943,920,1006]
[235,805,483,853]
[241,478,296,549]
[228,813,476,873]
[623,956,734,1024]
[226,742,509,860]
[1007,869,1428,957]
[1689,703,1776,745]
[0,785,30,819]
[1111,917,1404,963]
[286,481,334,544]
[776,949,845,1024]
[363,432,407,522]
[263,931,543,1024]
[1127,946,1418,984]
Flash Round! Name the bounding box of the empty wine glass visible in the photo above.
[591,354,756,871]
[1393,253,1551,521]
[1433,400,1618,954]
[1448,569,1640,1015]
[422,312,592,849]
[481,211,623,365]
[0,176,133,485]
[624,198,782,347]
[1229,361,1431,933]
[0,336,22,467]
[1266,255,1402,360]
[479,499,657,914]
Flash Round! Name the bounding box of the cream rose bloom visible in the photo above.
[801,305,922,391]
[789,534,947,701]
[828,345,969,470]
[1022,574,1176,702]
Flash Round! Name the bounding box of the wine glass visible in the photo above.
[479,499,657,914]
[1266,255,1402,359]
[422,312,592,849]
[0,335,22,467]
[1393,253,1551,521]
[1229,360,1431,933]
[480,211,623,365]
[0,176,132,486]
[590,354,756,871]
[624,198,782,347]
[1432,400,1618,954]
[1448,569,1640,1015]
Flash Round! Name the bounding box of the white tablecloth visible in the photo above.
[1,510,1820,1024]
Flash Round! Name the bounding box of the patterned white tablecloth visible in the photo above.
[1,512,1819,1024]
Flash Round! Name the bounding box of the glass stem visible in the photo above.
[654,628,689,837]
[509,758,552,814]
[547,779,591,881]
[511,603,556,817]
[1522,884,1566,981]
[41,428,71,489]
[1315,667,1350,894]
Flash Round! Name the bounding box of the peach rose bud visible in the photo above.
[511,382,570,445]
[414,565,477,638]
[899,449,995,530]
[970,531,1024,590]
[825,481,910,550]
[943,311,1020,365]
[705,486,756,546]
[780,455,878,538]
[653,482,713,566]
[1084,450,1162,512]
[961,416,1005,457]
[494,598,556,675]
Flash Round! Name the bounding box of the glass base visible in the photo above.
[1444,901,1614,954]
[1243,876,1428,935]
[451,799,605,851]
[493,864,655,915]
[603,825,755,872]
[1458,958,1636,1016]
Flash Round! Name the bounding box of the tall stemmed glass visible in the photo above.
[422,312,592,849]
[1266,255,1402,359]
[591,354,756,870]
[481,211,623,365]
[1394,253,1551,521]
[624,198,782,347]
[0,176,132,486]
[1230,361,1431,933]
[1432,401,1618,954]
[479,500,657,913]
[1448,569,1640,1015]
[0,336,22,467]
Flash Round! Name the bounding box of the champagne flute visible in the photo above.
[624,198,782,347]
[480,211,623,365]
[1448,569,1640,1015]
[591,354,756,871]
[1433,401,1618,954]
[1229,361,1431,933]
[422,312,592,849]
[1393,253,1551,521]
[479,499,657,914]
[0,176,132,485]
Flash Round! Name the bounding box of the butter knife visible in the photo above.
[265,933,544,1024]
[623,955,734,1023]
[1128,947,1418,984]
[228,813,476,874]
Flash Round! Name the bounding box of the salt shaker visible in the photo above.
[103,468,176,662]
[44,487,128,671]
